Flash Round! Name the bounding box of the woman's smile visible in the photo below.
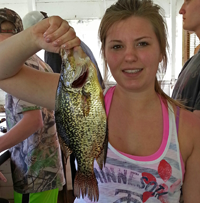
[123,68,143,74]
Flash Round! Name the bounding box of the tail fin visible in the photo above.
[74,171,99,201]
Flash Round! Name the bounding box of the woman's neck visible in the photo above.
[113,85,160,112]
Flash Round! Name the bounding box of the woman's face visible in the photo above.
[104,16,162,93]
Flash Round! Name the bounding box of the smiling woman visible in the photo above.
[104,16,162,92]
[0,1,200,203]
[73,0,200,202]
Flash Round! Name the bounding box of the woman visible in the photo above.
[0,0,200,202]
[73,1,200,202]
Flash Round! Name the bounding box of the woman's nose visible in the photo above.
[124,47,138,63]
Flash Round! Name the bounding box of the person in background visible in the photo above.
[0,0,200,202]
[0,8,65,203]
[194,44,200,55]
[171,1,200,202]
[172,0,200,119]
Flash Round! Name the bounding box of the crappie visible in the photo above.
[55,47,108,201]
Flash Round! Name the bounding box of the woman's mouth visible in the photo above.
[123,69,142,73]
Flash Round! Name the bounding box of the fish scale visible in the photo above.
[55,47,108,201]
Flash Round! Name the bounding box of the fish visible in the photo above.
[55,47,108,201]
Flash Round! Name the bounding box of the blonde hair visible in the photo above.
[99,0,185,108]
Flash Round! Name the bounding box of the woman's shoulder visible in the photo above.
[170,103,200,132]
[179,108,200,133]
[103,84,116,95]
[178,107,200,163]
[178,108,200,200]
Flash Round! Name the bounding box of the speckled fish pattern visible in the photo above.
[55,48,108,201]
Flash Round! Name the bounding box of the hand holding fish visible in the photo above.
[0,15,81,110]
[27,16,81,54]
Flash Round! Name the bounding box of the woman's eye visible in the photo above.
[112,45,122,50]
[137,42,148,47]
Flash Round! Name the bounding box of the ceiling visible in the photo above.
[0,0,183,20]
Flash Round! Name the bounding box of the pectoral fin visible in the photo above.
[81,90,91,117]
[58,135,72,160]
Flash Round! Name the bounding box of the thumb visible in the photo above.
[0,172,7,182]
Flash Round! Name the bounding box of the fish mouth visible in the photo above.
[72,70,88,88]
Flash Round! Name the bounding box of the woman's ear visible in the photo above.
[159,53,163,62]
[103,50,106,59]
[103,50,107,61]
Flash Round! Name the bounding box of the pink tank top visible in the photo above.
[105,86,185,175]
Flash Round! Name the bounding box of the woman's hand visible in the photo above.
[29,16,81,53]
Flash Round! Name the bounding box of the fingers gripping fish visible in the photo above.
[55,47,108,201]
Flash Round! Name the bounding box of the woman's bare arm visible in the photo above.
[0,16,80,109]
[178,108,200,202]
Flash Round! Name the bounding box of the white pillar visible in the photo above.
[27,0,36,12]
[170,0,177,82]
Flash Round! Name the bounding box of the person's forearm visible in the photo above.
[0,16,80,81]
[0,111,43,152]
[0,28,40,80]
